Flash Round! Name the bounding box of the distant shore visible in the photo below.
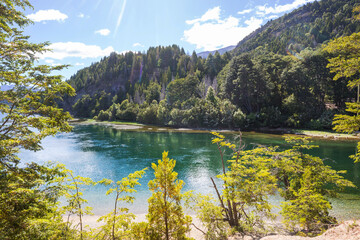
[69,118,360,141]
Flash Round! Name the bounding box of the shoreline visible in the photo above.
[65,214,360,240]
[70,118,360,141]
[65,213,205,239]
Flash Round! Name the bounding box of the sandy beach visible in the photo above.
[64,213,205,239]
[64,214,360,240]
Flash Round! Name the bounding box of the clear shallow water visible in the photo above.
[19,124,360,219]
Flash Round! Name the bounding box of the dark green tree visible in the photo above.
[166,75,199,107]
[145,81,161,103]
[224,54,270,114]
[0,0,75,238]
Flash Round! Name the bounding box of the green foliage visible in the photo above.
[204,52,228,79]
[323,32,360,88]
[210,132,277,235]
[97,110,111,121]
[145,81,161,103]
[96,169,147,240]
[224,53,270,113]
[205,86,217,105]
[219,147,278,232]
[324,32,360,134]
[147,151,192,240]
[323,32,360,133]
[0,16,75,157]
[0,1,75,239]
[0,162,66,240]
[0,1,31,36]
[217,49,334,128]
[209,133,355,236]
[274,137,355,233]
[184,192,229,239]
[233,109,247,128]
[259,106,283,128]
[323,13,360,162]
[58,168,97,240]
[137,100,159,124]
[167,75,199,107]
[117,100,139,121]
[156,99,170,124]
[280,173,335,234]
[305,109,335,130]
[63,0,360,131]
[350,142,360,163]
[73,94,95,118]
[218,98,237,128]
[332,102,360,133]
[234,0,360,55]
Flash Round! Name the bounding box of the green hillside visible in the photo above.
[62,0,360,130]
[234,0,360,55]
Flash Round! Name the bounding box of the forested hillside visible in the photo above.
[63,0,360,130]
[234,0,360,55]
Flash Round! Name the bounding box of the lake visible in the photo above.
[19,124,360,220]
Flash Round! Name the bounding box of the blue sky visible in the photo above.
[24,0,315,79]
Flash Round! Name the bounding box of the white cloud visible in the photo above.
[266,15,279,19]
[75,63,85,66]
[133,42,144,47]
[183,0,316,51]
[95,28,111,36]
[118,50,131,55]
[39,42,114,60]
[78,13,85,18]
[44,59,61,66]
[186,6,221,25]
[256,0,315,15]
[238,9,253,15]
[27,9,68,22]
[183,7,263,51]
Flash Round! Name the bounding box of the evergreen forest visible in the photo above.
[62,0,360,131]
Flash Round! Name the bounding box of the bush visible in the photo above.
[305,109,335,130]
[96,110,111,121]
[259,106,283,128]
[233,109,247,128]
[169,108,186,126]
[137,100,159,124]
[116,100,139,121]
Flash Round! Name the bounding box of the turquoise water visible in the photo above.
[19,124,360,219]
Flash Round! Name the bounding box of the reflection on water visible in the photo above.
[19,124,360,218]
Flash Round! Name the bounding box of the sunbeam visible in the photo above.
[114,0,127,36]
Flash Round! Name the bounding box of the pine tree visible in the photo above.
[147,151,192,240]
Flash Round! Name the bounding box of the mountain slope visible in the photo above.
[234,0,360,55]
